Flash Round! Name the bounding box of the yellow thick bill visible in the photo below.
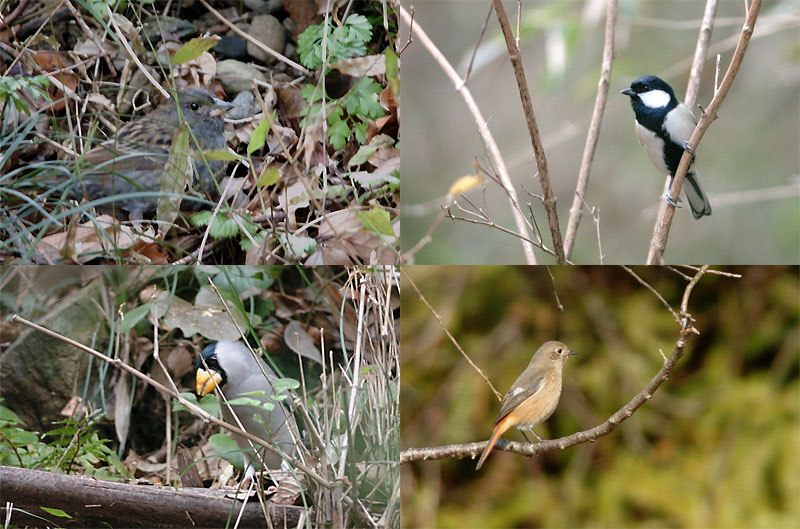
[196,368,223,396]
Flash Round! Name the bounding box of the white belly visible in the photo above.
[634,122,670,175]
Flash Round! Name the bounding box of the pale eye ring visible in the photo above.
[556,348,563,354]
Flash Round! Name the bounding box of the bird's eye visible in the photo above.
[643,84,649,91]
[556,348,563,354]
[190,102,200,111]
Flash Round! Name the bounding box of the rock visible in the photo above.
[141,16,197,45]
[216,59,267,94]
[247,14,286,65]
[227,90,259,120]
[215,35,248,60]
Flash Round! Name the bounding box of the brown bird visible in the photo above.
[476,340,577,470]
[73,87,232,219]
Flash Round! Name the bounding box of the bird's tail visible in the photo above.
[476,417,515,470]
[683,172,712,219]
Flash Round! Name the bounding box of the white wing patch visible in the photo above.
[639,89,670,109]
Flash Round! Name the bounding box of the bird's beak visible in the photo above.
[620,88,635,97]
[569,350,578,356]
[196,368,223,397]
[209,97,235,118]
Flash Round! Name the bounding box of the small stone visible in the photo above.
[247,14,286,65]
[215,35,248,60]
[216,59,268,95]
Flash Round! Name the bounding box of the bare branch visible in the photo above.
[400,268,502,400]
[399,6,538,264]
[492,0,565,264]
[564,0,619,260]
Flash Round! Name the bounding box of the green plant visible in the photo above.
[297,14,372,71]
[0,401,129,480]
[301,77,386,150]
[0,76,51,116]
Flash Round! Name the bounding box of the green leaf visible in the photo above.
[171,36,220,65]
[120,303,152,334]
[190,210,213,227]
[209,433,245,469]
[348,143,380,167]
[384,46,399,95]
[328,117,350,151]
[270,377,300,393]
[201,148,243,162]
[276,232,317,259]
[247,110,276,155]
[297,13,372,70]
[257,167,281,188]
[41,507,73,519]
[356,207,394,236]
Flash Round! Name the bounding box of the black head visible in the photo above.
[621,75,680,128]
[622,75,676,99]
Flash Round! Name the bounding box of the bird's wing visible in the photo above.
[494,374,544,424]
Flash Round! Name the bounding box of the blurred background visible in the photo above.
[400,265,799,528]
[399,0,800,263]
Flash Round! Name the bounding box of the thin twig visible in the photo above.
[491,0,565,264]
[398,6,537,264]
[400,268,502,400]
[564,0,618,260]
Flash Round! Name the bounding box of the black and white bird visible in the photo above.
[621,75,712,219]
[195,340,296,482]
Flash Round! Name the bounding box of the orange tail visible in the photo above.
[476,418,513,470]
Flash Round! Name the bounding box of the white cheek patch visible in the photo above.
[639,89,670,109]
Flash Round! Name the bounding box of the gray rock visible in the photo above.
[247,14,286,65]
[216,35,248,60]
[216,59,268,94]
[141,16,197,45]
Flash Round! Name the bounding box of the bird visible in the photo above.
[476,341,577,470]
[194,340,297,483]
[73,87,233,220]
[621,75,712,219]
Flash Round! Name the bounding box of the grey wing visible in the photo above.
[664,103,697,145]
[494,376,543,424]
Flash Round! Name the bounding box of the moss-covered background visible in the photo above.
[400,266,799,528]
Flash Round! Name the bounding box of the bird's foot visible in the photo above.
[682,141,697,163]
[664,193,682,208]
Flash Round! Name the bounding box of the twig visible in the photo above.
[197,0,309,75]
[398,6,537,264]
[491,0,565,264]
[400,268,502,400]
[646,0,762,263]
[106,6,170,99]
[564,0,619,260]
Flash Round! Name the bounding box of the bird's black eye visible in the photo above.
[643,84,649,91]
[557,348,563,354]
[190,102,200,111]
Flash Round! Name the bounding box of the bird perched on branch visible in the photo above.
[194,340,297,483]
[476,341,577,470]
[621,75,712,219]
[73,87,233,220]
